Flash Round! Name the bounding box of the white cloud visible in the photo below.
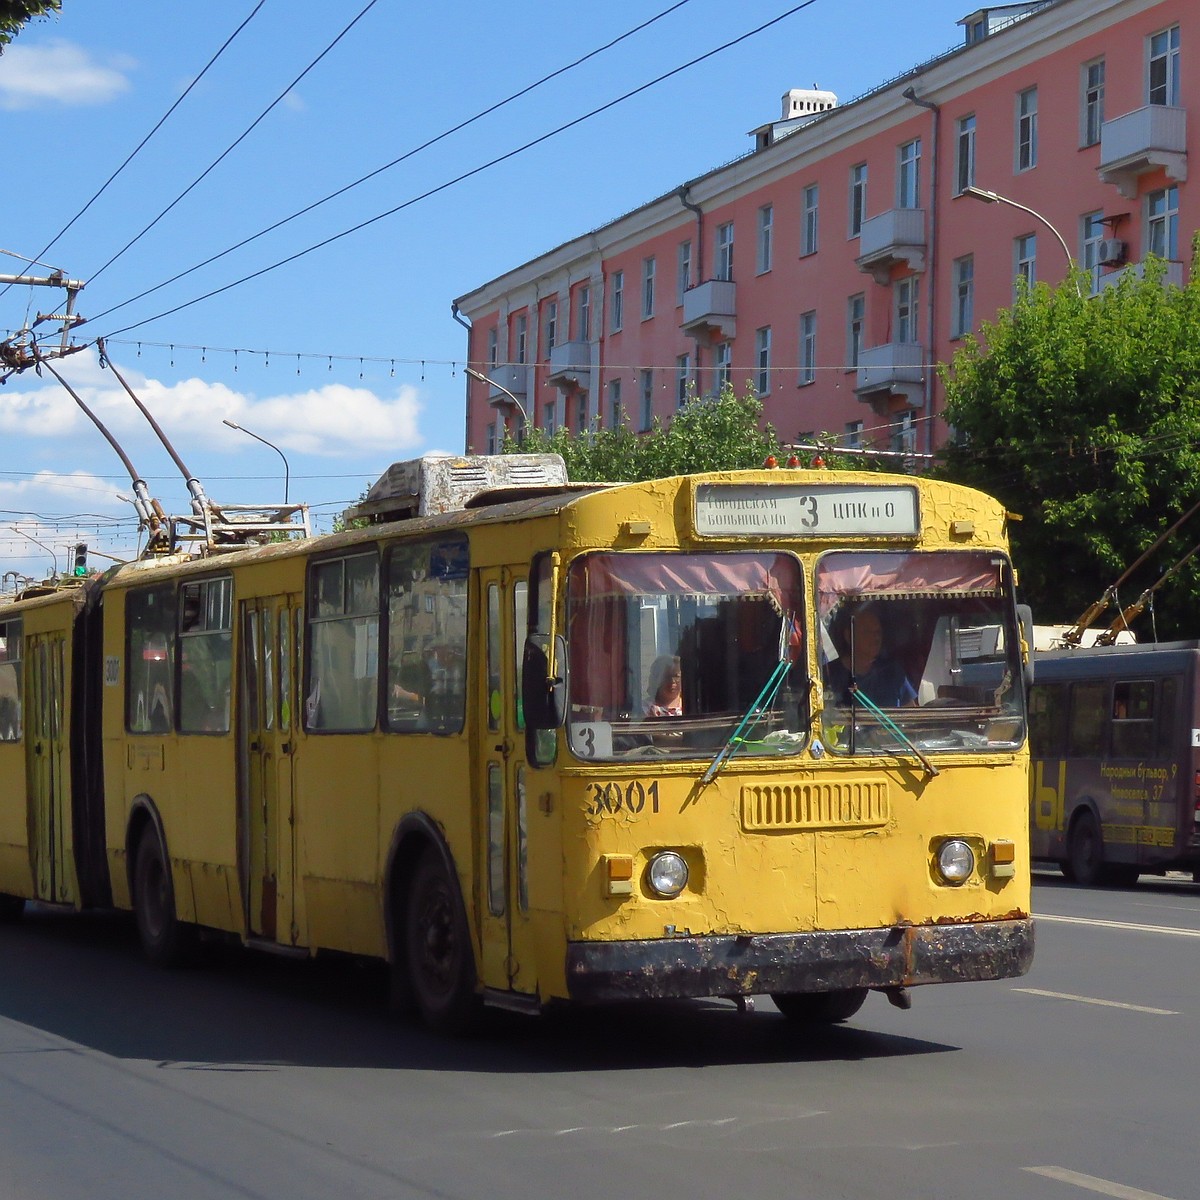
[0,469,124,508]
[0,41,133,110]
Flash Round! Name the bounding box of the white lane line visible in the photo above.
[1024,1165,1181,1200]
[1037,913,1200,938]
[1013,988,1177,1015]
[491,1117,740,1139]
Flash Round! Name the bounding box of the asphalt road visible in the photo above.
[1,871,1196,1200]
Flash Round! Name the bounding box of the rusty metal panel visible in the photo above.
[741,779,890,831]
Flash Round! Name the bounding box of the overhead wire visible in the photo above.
[87,0,383,286]
[87,0,696,325]
[0,0,269,301]
[95,0,826,340]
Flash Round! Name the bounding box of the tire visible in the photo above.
[404,848,481,1035]
[133,827,195,967]
[771,988,868,1024]
[0,893,25,922]
[1066,811,1104,887]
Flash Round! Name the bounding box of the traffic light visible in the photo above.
[73,543,88,576]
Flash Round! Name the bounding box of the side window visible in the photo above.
[0,618,21,741]
[179,577,233,733]
[384,536,468,734]
[1028,682,1068,757]
[1156,676,1178,758]
[306,552,380,732]
[127,586,177,733]
[1068,681,1107,758]
[527,552,557,767]
[1111,679,1155,758]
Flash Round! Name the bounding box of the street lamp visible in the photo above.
[223,419,290,503]
[464,366,528,424]
[961,185,1074,272]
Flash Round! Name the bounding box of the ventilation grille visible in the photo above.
[741,780,890,831]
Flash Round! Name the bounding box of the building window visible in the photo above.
[845,420,864,448]
[544,300,557,355]
[610,270,624,332]
[677,240,692,304]
[1081,211,1105,293]
[1016,86,1038,172]
[576,393,588,432]
[1148,25,1181,107]
[1147,185,1179,259]
[573,289,588,345]
[513,314,527,365]
[640,369,654,430]
[757,204,773,273]
[755,326,772,396]
[892,410,916,456]
[798,311,816,385]
[895,276,919,343]
[676,353,691,407]
[801,184,819,256]
[642,256,656,319]
[607,378,622,430]
[952,255,974,338]
[955,114,976,194]
[715,222,734,281]
[1082,59,1105,147]
[898,139,921,209]
[486,422,497,455]
[849,162,868,237]
[543,397,557,436]
[847,293,865,369]
[714,341,732,391]
[1015,233,1037,291]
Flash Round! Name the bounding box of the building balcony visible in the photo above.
[855,342,925,406]
[855,209,927,284]
[1098,105,1187,199]
[681,279,737,341]
[546,339,592,391]
[1098,257,1185,292]
[485,363,528,409]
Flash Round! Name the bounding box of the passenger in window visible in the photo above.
[825,605,917,708]
[646,655,683,717]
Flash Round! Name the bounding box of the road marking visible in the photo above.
[1013,988,1177,1015]
[1025,1166,1181,1200]
[1037,913,1200,938]
[491,1117,739,1139]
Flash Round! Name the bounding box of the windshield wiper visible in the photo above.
[848,685,939,779]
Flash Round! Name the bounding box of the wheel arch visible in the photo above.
[124,794,169,909]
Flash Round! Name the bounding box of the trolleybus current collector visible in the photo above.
[0,455,1034,1032]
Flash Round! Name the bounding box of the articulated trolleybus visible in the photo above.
[0,456,1033,1031]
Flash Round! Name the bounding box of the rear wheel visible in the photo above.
[0,893,25,922]
[133,827,195,967]
[1066,811,1104,886]
[404,848,481,1035]
[771,988,868,1024]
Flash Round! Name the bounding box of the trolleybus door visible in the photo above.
[478,569,537,997]
[27,632,77,905]
[238,595,301,945]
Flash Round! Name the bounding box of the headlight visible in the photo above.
[936,839,975,885]
[646,851,689,898]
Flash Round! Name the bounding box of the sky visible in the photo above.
[0,0,979,583]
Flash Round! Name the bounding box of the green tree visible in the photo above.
[505,383,786,481]
[939,244,1200,639]
[1,1,60,48]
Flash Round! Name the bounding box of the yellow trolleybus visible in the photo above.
[0,456,1034,1031]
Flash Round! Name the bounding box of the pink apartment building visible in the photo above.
[454,0,1193,458]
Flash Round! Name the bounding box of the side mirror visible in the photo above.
[1016,603,1035,688]
[522,634,567,730]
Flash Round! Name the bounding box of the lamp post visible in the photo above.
[222,419,290,503]
[464,366,528,424]
[961,185,1075,273]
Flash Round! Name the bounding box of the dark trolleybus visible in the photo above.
[0,458,1034,1032]
[1030,642,1200,885]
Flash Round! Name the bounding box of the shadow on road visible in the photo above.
[0,906,960,1075]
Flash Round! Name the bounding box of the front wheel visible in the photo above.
[771,988,868,1024]
[404,848,481,1035]
[1066,811,1104,887]
[133,827,195,967]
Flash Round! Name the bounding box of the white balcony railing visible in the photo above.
[546,340,592,391]
[855,342,925,405]
[856,209,927,284]
[1098,105,1187,198]
[681,279,737,340]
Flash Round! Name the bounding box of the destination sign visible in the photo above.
[694,483,919,538]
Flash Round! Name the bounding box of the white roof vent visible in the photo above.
[781,87,838,120]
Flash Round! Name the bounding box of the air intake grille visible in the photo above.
[741,780,890,831]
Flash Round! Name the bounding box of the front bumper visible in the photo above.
[566,917,1034,1003]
